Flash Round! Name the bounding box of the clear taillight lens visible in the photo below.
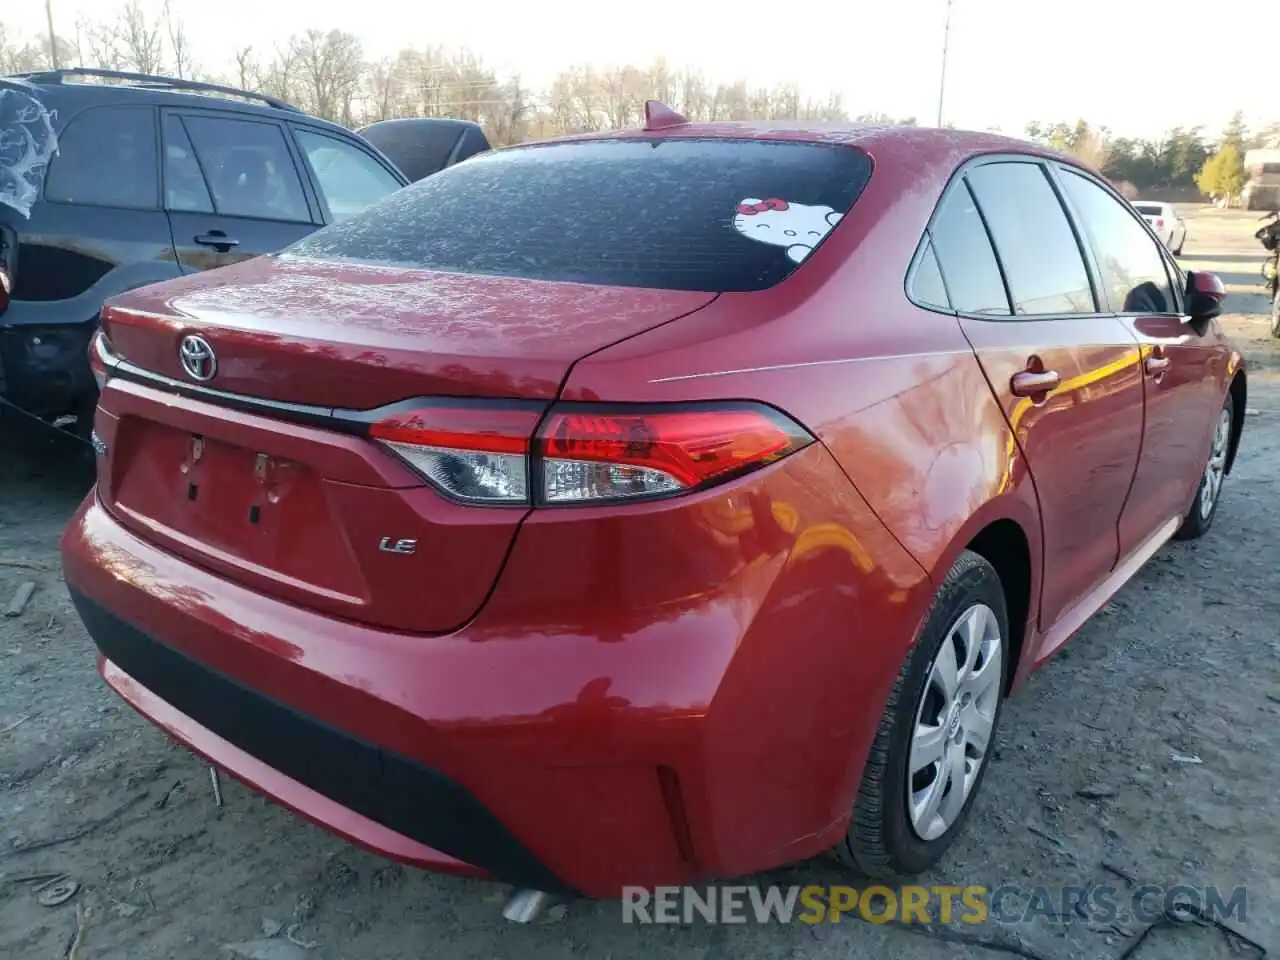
[380,442,528,503]
[365,401,814,506]
[367,402,540,505]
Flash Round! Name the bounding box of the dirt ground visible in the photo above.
[2,206,1278,960]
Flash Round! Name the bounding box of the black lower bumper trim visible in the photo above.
[69,588,574,895]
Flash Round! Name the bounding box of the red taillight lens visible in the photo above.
[538,403,813,504]
[88,328,116,389]
[1155,218,1165,228]
[365,400,814,506]
[368,402,541,504]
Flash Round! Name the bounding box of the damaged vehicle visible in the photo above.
[62,104,1247,905]
[0,69,485,443]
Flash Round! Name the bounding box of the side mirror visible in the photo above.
[1184,270,1225,322]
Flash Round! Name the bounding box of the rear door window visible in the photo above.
[1057,169,1177,314]
[180,115,310,223]
[44,105,159,210]
[928,182,1011,316]
[286,139,873,292]
[293,128,403,222]
[163,115,214,213]
[966,161,1096,315]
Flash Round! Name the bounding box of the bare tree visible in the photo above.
[80,15,128,71]
[293,29,363,123]
[0,25,53,73]
[233,46,257,91]
[39,10,867,144]
[362,57,397,123]
[255,44,300,105]
[119,0,165,73]
[162,0,194,79]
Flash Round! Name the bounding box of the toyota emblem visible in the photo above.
[179,334,217,381]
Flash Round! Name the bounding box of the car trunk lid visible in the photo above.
[95,256,716,634]
[102,255,718,407]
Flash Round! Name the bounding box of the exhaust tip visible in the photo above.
[502,889,555,923]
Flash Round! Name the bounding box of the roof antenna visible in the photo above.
[642,99,687,132]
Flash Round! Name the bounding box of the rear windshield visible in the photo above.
[284,138,873,292]
[1133,204,1163,216]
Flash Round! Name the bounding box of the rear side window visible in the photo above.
[44,106,159,210]
[966,162,1096,315]
[163,115,214,213]
[294,128,402,222]
[910,240,950,310]
[1058,169,1176,314]
[286,139,873,292]
[928,182,1010,315]
[181,115,310,223]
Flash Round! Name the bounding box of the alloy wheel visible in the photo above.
[1200,408,1231,521]
[907,603,1002,841]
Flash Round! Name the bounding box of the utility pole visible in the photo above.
[936,0,953,127]
[45,0,60,69]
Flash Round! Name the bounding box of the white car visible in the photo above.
[1133,201,1187,255]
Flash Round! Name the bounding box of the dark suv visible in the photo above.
[0,69,488,440]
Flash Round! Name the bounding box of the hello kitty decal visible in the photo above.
[733,198,843,264]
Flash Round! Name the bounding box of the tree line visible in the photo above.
[1024,113,1278,199]
[0,6,910,144]
[2,1,1277,195]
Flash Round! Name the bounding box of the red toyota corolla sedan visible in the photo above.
[62,105,1246,900]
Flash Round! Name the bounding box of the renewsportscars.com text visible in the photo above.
[621,883,1247,926]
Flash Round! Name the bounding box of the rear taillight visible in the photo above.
[1155,218,1165,229]
[366,401,813,506]
[368,402,540,504]
[539,406,812,503]
[88,329,117,389]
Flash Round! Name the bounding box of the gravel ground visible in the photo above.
[2,207,1278,960]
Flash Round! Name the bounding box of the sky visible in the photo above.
[8,0,1275,141]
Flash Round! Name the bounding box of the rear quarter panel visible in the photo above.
[562,134,1046,672]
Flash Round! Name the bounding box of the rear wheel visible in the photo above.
[836,550,1009,878]
[1174,393,1233,541]
[1172,234,1185,256]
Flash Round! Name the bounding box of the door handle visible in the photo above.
[194,231,240,252]
[1010,369,1061,397]
[1145,356,1170,375]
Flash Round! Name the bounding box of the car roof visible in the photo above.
[528,120,1074,165]
[0,70,353,139]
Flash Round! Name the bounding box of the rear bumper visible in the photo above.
[62,447,930,897]
[77,591,567,892]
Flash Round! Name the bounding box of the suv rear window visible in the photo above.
[285,139,873,292]
[1133,204,1162,216]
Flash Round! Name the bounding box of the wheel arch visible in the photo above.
[1226,368,1246,476]
[964,520,1033,698]
[923,494,1043,700]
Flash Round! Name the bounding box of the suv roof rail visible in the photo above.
[9,68,300,112]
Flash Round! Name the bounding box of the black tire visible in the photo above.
[1174,391,1234,541]
[836,550,1009,879]
[1172,238,1184,257]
